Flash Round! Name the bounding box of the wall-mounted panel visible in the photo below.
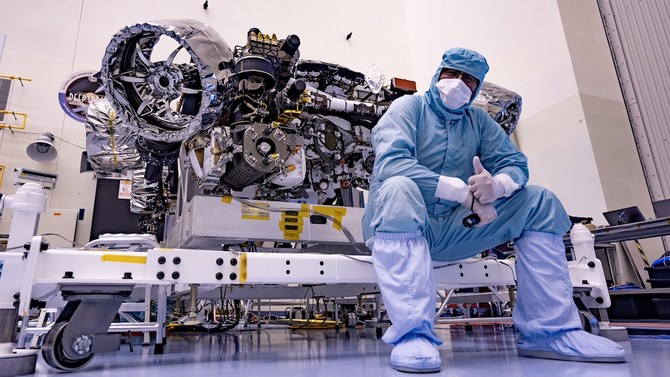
[599,0,670,201]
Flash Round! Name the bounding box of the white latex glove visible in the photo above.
[434,173,497,227]
[460,191,497,227]
[468,156,505,204]
[435,176,469,203]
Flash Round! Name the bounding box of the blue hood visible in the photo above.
[426,47,489,118]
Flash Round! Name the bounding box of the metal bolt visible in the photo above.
[156,271,165,279]
[230,258,238,266]
[172,271,180,279]
[158,256,166,264]
[216,258,224,266]
[229,273,237,280]
[173,257,181,265]
[216,273,223,280]
[71,335,92,355]
[588,261,596,268]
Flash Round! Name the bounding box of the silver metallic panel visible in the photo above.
[84,99,141,172]
[473,81,523,135]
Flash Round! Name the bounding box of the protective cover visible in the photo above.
[130,167,159,214]
[473,81,523,135]
[84,99,141,172]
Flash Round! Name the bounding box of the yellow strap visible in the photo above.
[108,109,119,168]
[312,205,347,231]
[239,253,248,283]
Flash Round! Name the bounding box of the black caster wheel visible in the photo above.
[579,310,601,335]
[41,321,95,371]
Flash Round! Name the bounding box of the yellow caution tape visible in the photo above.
[101,254,147,264]
[241,202,270,220]
[240,253,248,283]
[312,205,347,231]
[279,203,310,240]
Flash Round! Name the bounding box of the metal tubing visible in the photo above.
[24,322,161,335]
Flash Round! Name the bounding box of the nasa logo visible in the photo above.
[58,70,104,122]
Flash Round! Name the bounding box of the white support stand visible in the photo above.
[569,224,628,341]
[0,183,47,377]
[143,287,151,345]
[4,183,47,251]
[0,189,621,373]
[29,308,58,348]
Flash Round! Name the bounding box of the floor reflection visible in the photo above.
[31,325,668,377]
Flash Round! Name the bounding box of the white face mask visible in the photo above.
[435,78,473,110]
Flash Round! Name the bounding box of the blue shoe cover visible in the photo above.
[517,330,625,363]
[390,334,441,373]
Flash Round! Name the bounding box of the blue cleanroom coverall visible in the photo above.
[362,48,625,373]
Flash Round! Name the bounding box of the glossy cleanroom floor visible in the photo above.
[32,325,670,377]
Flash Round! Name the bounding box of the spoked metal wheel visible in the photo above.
[120,38,201,128]
[101,20,235,143]
[41,322,94,371]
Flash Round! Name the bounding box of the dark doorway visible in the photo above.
[89,178,141,240]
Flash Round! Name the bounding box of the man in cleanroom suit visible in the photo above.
[362,47,625,373]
